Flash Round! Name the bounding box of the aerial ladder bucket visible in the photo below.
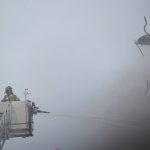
[0,101,34,150]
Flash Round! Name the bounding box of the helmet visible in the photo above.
[5,86,13,93]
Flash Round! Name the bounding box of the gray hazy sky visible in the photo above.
[1,0,150,150]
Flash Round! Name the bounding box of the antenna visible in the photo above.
[144,16,150,36]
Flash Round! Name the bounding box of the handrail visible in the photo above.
[0,102,11,150]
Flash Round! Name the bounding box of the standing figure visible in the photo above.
[1,86,20,102]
